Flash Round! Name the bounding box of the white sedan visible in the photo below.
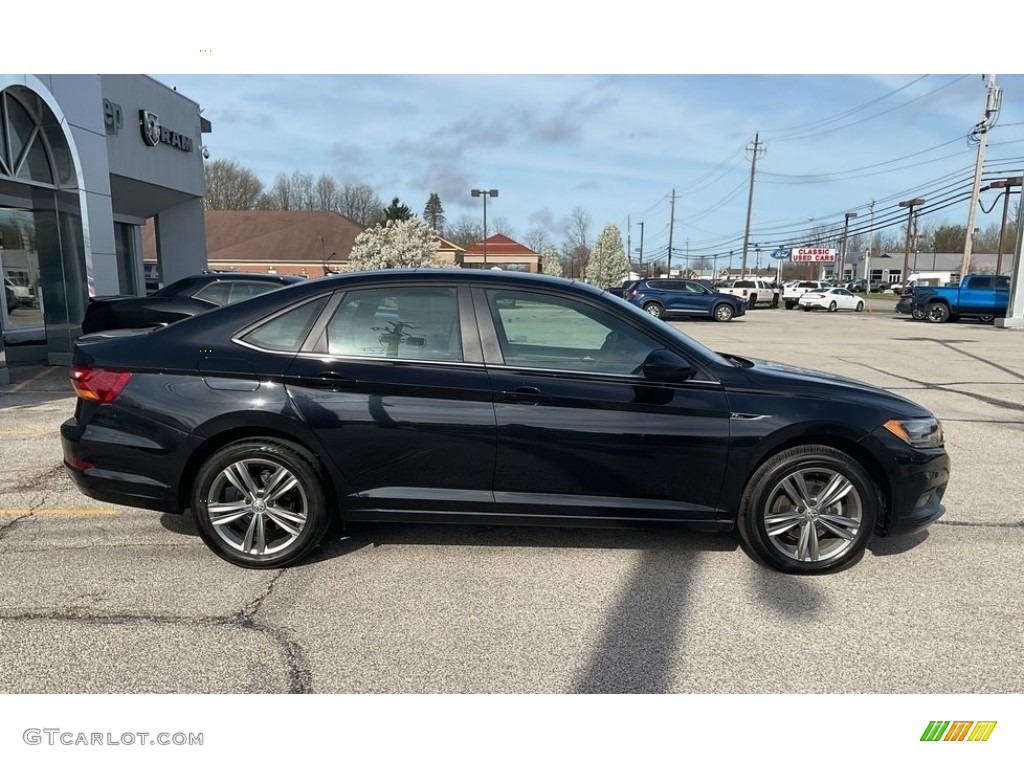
[798,287,865,313]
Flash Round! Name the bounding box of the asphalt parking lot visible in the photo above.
[1,307,1022,694]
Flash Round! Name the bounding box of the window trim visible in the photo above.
[232,293,334,355]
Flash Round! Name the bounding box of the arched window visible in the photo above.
[0,86,77,189]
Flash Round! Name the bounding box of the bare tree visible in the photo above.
[445,215,483,248]
[562,206,591,278]
[489,216,516,240]
[315,174,339,212]
[338,183,384,227]
[203,159,264,210]
[525,227,553,254]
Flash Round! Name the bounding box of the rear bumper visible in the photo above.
[61,417,183,514]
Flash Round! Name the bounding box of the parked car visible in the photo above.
[624,278,746,322]
[81,272,304,334]
[717,278,780,309]
[895,286,926,320]
[797,287,866,313]
[4,277,30,311]
[910,274,1010,324]
[62,269,948,575]
[782,280,830,310]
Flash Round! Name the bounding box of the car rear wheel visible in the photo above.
[191,439,331,568]
[855,301,864,312]
[771,296,780,308]
[828,301,838,312]
[642,302,664,319]
[713,303,734,322]
[748,295,757,309]
[911,307,926,320]
[925,302,950,324]
[737,445,877,574]
[979,314,994,323]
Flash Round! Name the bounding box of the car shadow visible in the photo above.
[867,529,930,557]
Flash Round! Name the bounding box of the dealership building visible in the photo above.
[0,74,209,384]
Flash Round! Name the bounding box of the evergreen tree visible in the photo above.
[381,197,414,224]
[423,193,446,232]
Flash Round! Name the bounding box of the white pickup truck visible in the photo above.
[718,278,779,308]
[783,280,830,310]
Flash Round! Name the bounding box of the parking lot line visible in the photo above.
[0,508,118,517]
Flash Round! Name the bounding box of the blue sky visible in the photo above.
[14,4,1024,270]
[156,73,1024,269]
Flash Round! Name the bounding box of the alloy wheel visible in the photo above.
[205,458,309,556]
[761,466,863,565]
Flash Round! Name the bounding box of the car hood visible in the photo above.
[738,357,932,417]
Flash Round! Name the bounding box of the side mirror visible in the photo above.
[641,349,694,382]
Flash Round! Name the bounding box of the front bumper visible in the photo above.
[866,427,949,537]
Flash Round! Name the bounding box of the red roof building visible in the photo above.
[462,234,539,272]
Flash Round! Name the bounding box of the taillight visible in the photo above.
[70,365,132,403]
[628,289,638,298]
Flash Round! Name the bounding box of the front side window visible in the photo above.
[325,286,462,362]
[486,289,661,375]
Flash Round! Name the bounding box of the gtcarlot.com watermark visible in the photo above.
[23,729,203,747]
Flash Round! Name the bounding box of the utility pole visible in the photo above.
[626,215,631,274]
[636,221,645,276]
[962,75,1002,277]
[741,132,765,277]
[667,189,676,276]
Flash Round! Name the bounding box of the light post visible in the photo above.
[839,212,857,282]
[470,188,498,267]
[989,177,1022,274]
[899,198,925,287]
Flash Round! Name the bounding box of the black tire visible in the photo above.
[771,296,780,308]
[925,302,950,324]
[785,301,795,310]
[911,307,926,321]
[979,314,994,323]
[191,438,331,568]
[737,445,878,574]
[748,295,757,309]
[855,301,864,312]
[713,303,734,322]
[828,301,838,312]
[643,302,664,319]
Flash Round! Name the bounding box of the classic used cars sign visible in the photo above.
[790,248,837,263]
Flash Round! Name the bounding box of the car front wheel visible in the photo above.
[643,302,664,319]
[191,438,331,568]
[713,303,734,322]
[737,445,878,574]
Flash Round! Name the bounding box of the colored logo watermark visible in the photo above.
[921,721,997,742]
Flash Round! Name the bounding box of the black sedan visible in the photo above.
[80,272,304,334]
[62,270,949,574]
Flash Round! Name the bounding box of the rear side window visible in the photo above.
[240,296,328,352]
[325,287,462,361]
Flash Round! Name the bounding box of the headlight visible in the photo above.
[883,418,944,448]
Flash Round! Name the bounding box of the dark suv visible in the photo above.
[625,278,746,322]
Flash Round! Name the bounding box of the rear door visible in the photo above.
[282,283,497,518]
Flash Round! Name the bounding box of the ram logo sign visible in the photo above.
[920,720,997,742]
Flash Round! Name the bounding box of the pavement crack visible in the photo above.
[936,520,1024,529]
[0,512,35,541]
[236,569,313,694]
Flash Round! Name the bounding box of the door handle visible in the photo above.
[304,372,354,390]
[499,386,550,405]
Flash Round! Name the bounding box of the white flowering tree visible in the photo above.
[539,247,563,277]
[584,225,628,287]
[348,218,441,270]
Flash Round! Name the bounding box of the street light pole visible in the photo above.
[839,212,857,281]
[899,198,925,287]
[470,188,498,267]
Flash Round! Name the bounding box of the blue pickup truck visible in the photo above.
[912,274,1011,323]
